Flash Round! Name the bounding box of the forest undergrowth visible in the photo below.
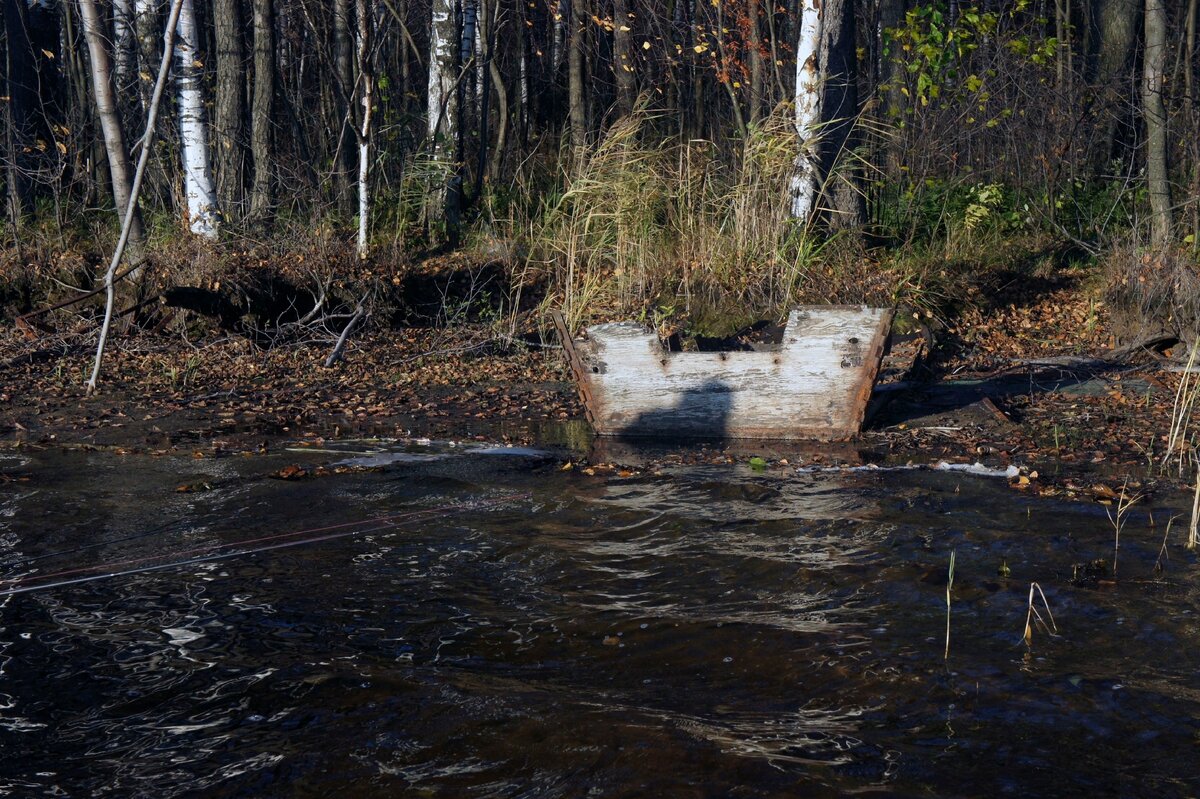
[6,106,1187,347]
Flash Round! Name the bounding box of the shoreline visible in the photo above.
[1,322,1187,508]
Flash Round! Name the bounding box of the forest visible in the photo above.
[0,0,1197,372]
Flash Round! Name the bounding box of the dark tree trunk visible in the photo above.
[249,0,274,220]
[214,0,246,219]
[1143,0,1170,245]
[568,0,587,151]
[1088,0,1141,163]
[1090,0,1140,82]
[334,0,355,205]
[748,0,764,123]
[612,0,635,119]
[818,0,864,228]
[3,0,61,221]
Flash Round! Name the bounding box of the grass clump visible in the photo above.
[503,107,839,333]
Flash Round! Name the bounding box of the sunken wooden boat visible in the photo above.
[553,306,894,441]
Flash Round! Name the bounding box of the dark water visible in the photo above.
[2,442,1200,797]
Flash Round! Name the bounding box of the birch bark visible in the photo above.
[78,0,146,256]
[356,0,374,258]
[788,0,862,227]
[552,0,568,74]
[428,0,460,233]
[175,0,220,237]
[788,0,822,221]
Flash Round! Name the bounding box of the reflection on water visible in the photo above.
[0,443,1199,796]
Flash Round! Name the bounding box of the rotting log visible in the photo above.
[556,306,893,441]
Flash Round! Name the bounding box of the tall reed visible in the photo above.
[513,107,827,332]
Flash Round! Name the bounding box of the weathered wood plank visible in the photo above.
[561,306,892,441]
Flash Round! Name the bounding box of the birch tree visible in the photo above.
[788,0,822,221]
[355,0,374,258]
[175,0,220,237]
[428,0,461,235]
[788,0,862,227]
[476,0,508,187]
[78,0,145,259]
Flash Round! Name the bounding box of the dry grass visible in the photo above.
[500,107,870,335]
[1101,245,1200,473]
[1105,244,1200,346]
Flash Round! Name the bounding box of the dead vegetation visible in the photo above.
[1104,244,1200,355]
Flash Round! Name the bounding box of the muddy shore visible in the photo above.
[0,294,1190,507]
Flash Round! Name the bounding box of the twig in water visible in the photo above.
[1154,515,1181,575]
[1022,582,1058,647]
[945,550,956,661]
[1104,478,1141,579]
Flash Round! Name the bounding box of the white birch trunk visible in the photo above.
[112,0,136,88]
[427,0,456,143]
[356,0,374,259]
[519,32,528,132]
[474,0,484,121]
[552,0,568,73]
[175,0,219,237]
[427,0,460,232]
[79,0,144,253]
[788,0,822,221]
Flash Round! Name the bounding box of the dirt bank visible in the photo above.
[0,285,1191,506]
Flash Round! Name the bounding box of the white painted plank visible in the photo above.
[573,306,891,440]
